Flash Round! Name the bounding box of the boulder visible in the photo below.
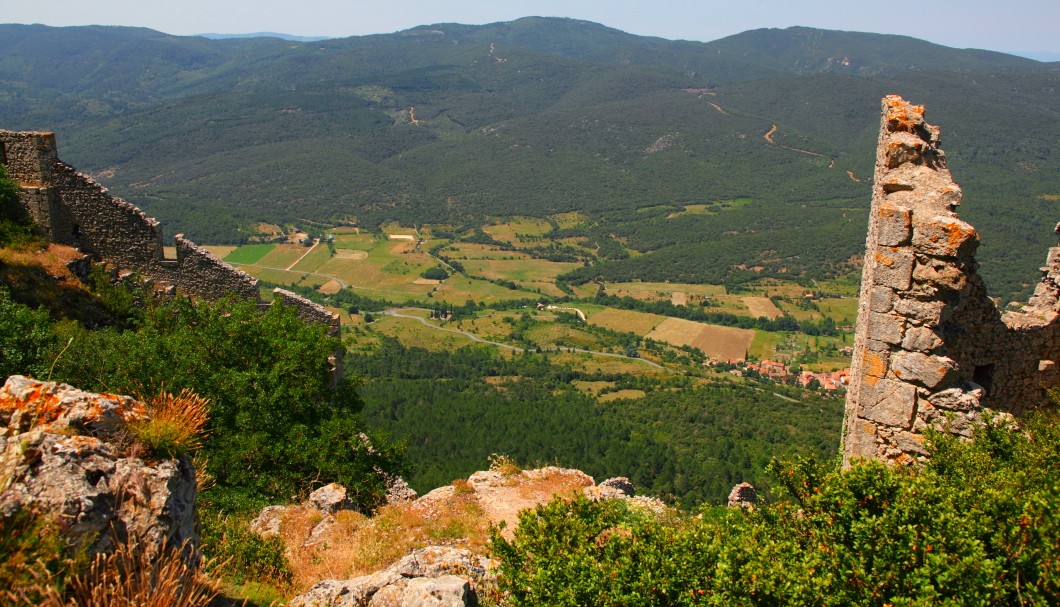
[0,376,198,558]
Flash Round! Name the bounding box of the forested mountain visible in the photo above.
[0,18,1057,298]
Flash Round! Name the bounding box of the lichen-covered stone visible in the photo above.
[0,376,197,559]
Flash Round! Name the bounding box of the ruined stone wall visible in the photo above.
[0,129,339,335]
[842,96,1060,465]
[273,288,341,337]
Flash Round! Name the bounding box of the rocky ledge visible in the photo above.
[0,375,198,557]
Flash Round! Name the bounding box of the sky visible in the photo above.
[2,0,1058,58]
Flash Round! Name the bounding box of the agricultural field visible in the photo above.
[483,217,553,245]
[460,258,580,291]
[742,296,782,319]
[222,244,275,265]
[605,281,727,299]
[817,297,859,325]
[433,274,541,305]
[551,212,589,229]
[647,318,754,361]
[585,307,665,335]
[366,315,478,351]
[776,300,821,322]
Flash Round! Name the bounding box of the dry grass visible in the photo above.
[129,389,210,457]
[6,539,218,607]
[281,497,489,592]
[57,541,219,607]
[488,453,522,477]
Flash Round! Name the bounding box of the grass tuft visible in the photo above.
[129,389,210,457]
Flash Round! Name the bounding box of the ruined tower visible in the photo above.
[842,96,1060,464]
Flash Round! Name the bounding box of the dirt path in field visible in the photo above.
[286,239,320,270]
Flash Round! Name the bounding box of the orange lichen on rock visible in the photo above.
[1,376,148,435]
[884,95,925,133]
[862,350,887,385]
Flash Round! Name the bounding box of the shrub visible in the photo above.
[200,511,292,588]
[0,287,56,380]
[50,295,405,511]
[492,413,1060,606]
[420,267,449,280]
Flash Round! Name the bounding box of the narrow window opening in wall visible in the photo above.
[973,364,995,395]
[0,141,6,166]
[72,224,81,239]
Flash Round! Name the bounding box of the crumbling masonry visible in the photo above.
[0,130,340,337]
[842,96,1060,464]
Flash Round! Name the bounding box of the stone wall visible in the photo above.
[842,96,1060,465]
[0,129,339,334]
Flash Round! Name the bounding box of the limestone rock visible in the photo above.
[250,505,287,537]
[385,474,418,504]
[0,376,197,558]
[290,546,491,607]
[308,482,353,513]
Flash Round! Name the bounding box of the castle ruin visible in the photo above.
[0,130,340,337]
[842,96,1060,464]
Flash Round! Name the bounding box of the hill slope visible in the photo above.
[0,18,1056,298]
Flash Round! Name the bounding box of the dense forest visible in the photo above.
[349,338,842,505]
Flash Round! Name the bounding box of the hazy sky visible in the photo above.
[2,0,1058,56]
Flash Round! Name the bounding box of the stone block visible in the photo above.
[893,298,944,326]
[873,247,914,291]
[860,348,889,384]
[845,418,880,462]
[913,258,968,292]
[861,378,917,429]
[884,131,926,168]
[912,215,979,258]
[901,326,943,352]
[869,286,895,313]
[877,203,912,246]
[926,384,984,412]
[891,351,956,389]
[893,431,929,456]
[868,312,905,345]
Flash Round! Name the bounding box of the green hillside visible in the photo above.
[0,18,1056,299]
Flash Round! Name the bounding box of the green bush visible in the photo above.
[199,512,291,587]
[0,287,56,380]
[0,165,43,250]
[50,295,405,512]
[491,413,1060,606]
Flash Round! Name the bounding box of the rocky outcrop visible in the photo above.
[0,375,198,557]
[843,96,1060,465]
[290,546,490,607]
